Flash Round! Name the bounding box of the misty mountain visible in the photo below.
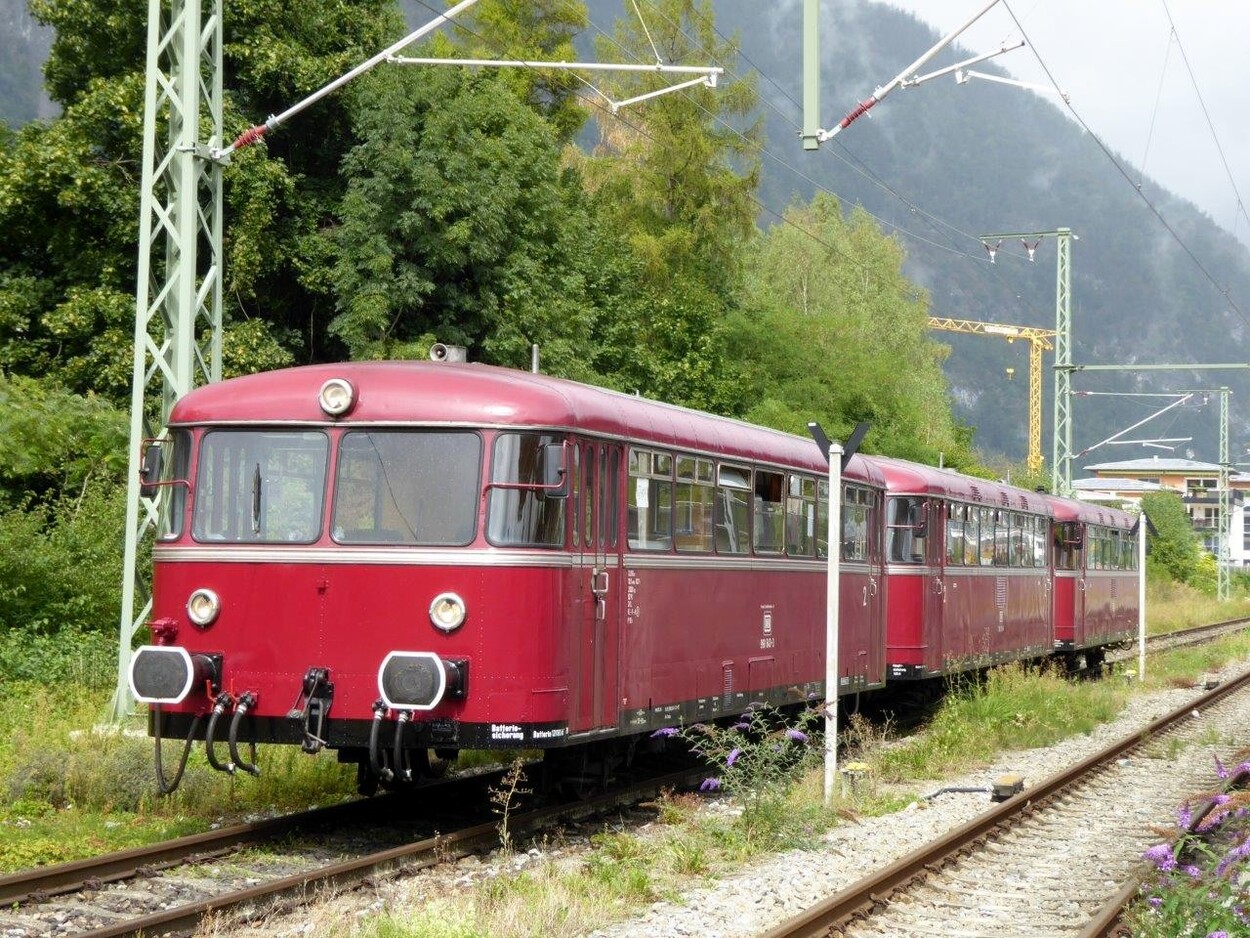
[0,0,54,125]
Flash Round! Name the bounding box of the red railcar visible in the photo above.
[1043,494,1139,667]
[129,361,887,789]
[865,457,1054,679]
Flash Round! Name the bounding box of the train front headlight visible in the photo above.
[429,592,466,632]
[187,588,220,628]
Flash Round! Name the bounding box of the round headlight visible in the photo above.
[318,377,356,417]
[429,592,467,632]
[187,588,220,628]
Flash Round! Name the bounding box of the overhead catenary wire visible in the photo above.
[1000,0,1250,329]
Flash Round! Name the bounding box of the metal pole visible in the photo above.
[1138,511,1147,681]
[802,0,820,150]
[824,443,843,806]
[1219,387,1231,601]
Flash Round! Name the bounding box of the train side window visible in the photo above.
[962,505,979,565]
[945,503,964,566]
[157,429,191,540]
[886,496,925,564]
[716,464,751,554]
[571,445,580,548]
[598,447,620,549]
[978,507,995,566]
[675,455,713,552]
[486,432,566,548]
[816,480,830,558]
[628,448,673,550]
[841,485,870,561]
[786,475,817,557]
[754,469,785,554]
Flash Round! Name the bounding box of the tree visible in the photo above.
[729,193,975,467]
[1140,491,1208,587]
[571,0,760,412]
[327,64,597,375]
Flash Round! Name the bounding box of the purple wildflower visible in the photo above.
[786,728,809,744]
[731,722,750,732]
[699,777,721,792]
[1148,896,1163,910]
[1177,802,1193,829]
[726,747,742,767]
[651,727,679,738]
[1215,754,1229,779]
[1182,864,1202,880]
[1216,835,1250,877]
[1143,842,1177,872]
[1206,931,1229,938]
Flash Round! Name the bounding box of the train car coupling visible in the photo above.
[288,667,334,754]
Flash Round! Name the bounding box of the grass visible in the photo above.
[1146,577,1250,635]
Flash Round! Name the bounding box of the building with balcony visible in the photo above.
[1074,456,1250,566]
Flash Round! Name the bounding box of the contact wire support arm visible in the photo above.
[212,0,484,160]
[818,0,1002,141]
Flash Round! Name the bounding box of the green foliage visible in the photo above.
[874,664,1126,781]
[328,65,595,371]
[1128,786,1250,937]
[1141,491,1208,588]
[672,704,824,847]
[730,195,975,466]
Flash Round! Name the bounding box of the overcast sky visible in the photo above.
[877,1,1250,240]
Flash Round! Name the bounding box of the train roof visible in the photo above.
[1043,493,1138,529]
[864,455,1052,515]
[168,361,884,484]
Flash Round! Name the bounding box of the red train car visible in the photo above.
[866,457,1054,680]
[128,360,887,790]
[1044,494,1139,669]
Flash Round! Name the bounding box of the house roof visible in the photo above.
[1072,477,1165,493]
[1084,456,1221,474]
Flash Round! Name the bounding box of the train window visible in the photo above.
[157,429,192,540]
[754,470,785,554]
[816,480,830,558]
[886,496,926,564]
[487,432,566,548]
[1029,515,1043,567]
[193,430,328,543]
[945,504,964,566]
[841,485,871,562]
[332,431,480,546]
[570,446,580,548]
[628,448,673,550]
[1053,522,1079,570]
[675,455,714,552]
[978,507,995,566]
[715,464,751,554]
[602,447,620,549]
[786,475,817,557]
[962,506,979,566]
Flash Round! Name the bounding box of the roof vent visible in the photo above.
[429,343,468,363]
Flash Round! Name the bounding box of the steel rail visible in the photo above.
[0,768,500,907]
[75,766,703,938]
[761,667,1250,938]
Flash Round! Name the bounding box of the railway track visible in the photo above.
[761,666,1250,938]
[0,761,703,938]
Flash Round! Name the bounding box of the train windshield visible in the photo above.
[192,431,328,543]
[332,431,481,545]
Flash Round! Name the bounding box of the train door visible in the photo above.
[574,441,622,731]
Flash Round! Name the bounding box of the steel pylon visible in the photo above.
[113,0,223,720]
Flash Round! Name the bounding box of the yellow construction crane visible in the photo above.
[927,318,1057,474]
